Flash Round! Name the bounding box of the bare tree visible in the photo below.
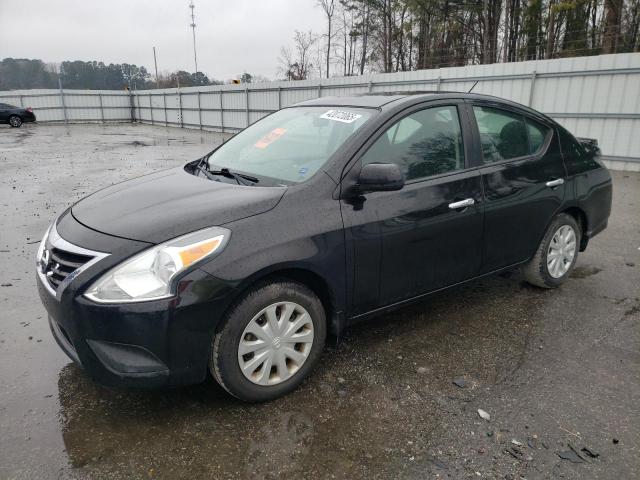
[359,0,370,74]
[336,1,358,76]
[625,0,640,51]
[278,30,318,80]
[317,0,336,78]
[315,37,325,78]
[278,0,640,75]
[603,0,624,53]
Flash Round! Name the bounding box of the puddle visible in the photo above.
[571,265,603,278]
[624,303,640,317]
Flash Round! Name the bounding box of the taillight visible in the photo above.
[26,107,33,112]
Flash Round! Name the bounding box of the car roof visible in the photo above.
[295,91,521,109]
[295,94,408,108]
[294,91,553,123]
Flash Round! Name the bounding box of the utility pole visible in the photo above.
[153,46,159,88]
[189,0,198,73]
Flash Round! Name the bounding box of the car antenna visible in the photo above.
[468,81,479,93]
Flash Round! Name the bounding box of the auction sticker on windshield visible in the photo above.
[320,110,363,123]
[255,128,287,149]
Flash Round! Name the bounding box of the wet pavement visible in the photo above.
[0,123,639,479]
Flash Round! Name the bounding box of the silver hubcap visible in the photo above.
[10,117,20,126]
[238,302,314,386]
[547,225,577,278]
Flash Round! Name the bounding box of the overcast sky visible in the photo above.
[0,0,326,80]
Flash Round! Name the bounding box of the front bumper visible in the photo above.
[37,214,237,389]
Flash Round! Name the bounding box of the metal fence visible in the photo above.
[0,88,132,123]
[2,52,639,170]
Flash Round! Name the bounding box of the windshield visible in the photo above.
[206,106,373,185]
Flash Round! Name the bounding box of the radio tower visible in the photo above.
[189,0,199,73]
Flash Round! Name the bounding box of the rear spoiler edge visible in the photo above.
[576,137,601,157]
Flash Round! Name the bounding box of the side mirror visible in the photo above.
[357,163,404,193]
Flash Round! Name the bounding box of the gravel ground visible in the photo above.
[0,123,638,480]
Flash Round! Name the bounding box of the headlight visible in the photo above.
[84,226,230,303]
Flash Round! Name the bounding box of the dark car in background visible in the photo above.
[36,92,612,402]
[0,102,36,127]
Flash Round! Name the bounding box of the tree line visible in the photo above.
[0,58,259,91]
[279,0,640,79]
[3,0,638,90]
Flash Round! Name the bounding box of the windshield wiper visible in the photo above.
[195,160,258,186]
[209,168,259,186]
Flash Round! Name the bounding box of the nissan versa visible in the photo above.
[36,93,612,401]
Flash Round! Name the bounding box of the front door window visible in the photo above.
[361,105,465,180]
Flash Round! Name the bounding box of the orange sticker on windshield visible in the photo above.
[255,128,287,149]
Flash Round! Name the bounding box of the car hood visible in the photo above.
[71,167,286,244]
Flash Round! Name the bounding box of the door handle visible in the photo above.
[545,178,565,188]
[448,198,475,210]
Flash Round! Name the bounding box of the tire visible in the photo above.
[209,280,326,402]
[9,115,22,128]
[522,213,581,288]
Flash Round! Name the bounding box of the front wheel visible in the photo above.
[210,280,326,402]
[522,213,581,288]
[9,115,22,128]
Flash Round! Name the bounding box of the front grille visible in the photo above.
[38,220,109,299]
[45,247,94,291]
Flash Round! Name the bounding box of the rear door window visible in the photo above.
[472,106,528,163]
[526,118,551,155]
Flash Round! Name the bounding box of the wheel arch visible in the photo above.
[526,204,589,263]
[561,206,589,251]
[220,264,344,340]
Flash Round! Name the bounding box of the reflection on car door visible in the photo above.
[341,102,484,315]
[469,103,566,272]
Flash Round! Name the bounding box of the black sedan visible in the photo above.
[36,92,612,401]
[0,102,36,127]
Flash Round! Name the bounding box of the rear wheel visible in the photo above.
[210,280,326,402]
[523,213,580,288]
[9,115,22,128]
